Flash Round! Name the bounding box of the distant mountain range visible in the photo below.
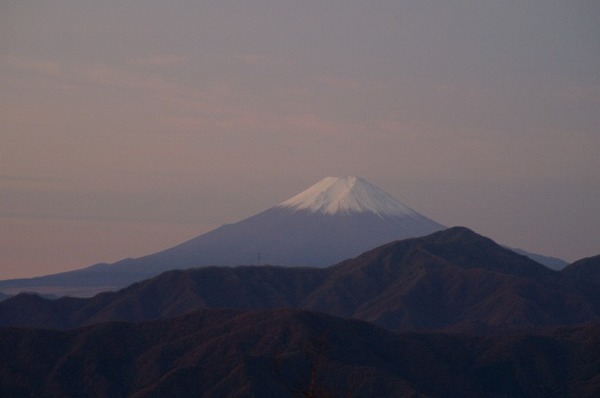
[1,227,596,332]
[2,226,599,397]
[0,176,566,297]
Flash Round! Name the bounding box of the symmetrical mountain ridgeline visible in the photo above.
[0,176,564,297]
[1,227,597,332]
[1,308,600,398]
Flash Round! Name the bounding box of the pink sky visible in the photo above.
[1,1,599,279]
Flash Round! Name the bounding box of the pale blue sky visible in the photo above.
[1,1,599,278]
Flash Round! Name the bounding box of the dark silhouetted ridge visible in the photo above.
[1,308,600,397]
[1,227,598,333]
[562,254,600,287]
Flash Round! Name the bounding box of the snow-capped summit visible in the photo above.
[278,176,417,217]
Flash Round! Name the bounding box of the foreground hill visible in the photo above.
[562,254,600,288]
[1,227,597,332]
[1,308,599,398]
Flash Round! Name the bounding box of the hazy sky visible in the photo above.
[2,1,599,279]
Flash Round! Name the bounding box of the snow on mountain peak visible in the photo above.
[277,176,418,216]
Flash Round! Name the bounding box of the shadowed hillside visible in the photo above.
[1,227,598,333]
[1,308,600,398]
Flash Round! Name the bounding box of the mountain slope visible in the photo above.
[562,255,600,288]
[1,227,598,332]
[1,308,600,398]
[510,248,568,270]
[303,227,591,332]
[0,177,445,296]
[0,292,9,302]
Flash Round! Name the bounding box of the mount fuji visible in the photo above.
[153,176,446,268]
[0,177,446,296]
